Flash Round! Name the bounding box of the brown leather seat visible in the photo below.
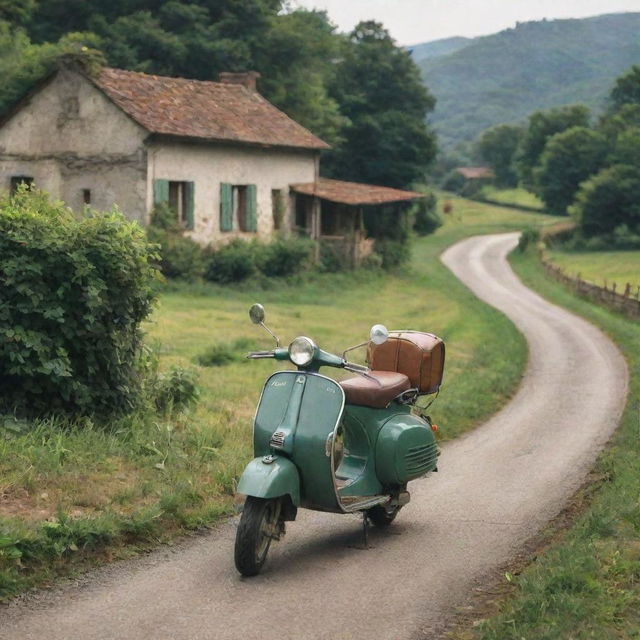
[339,371,411,409]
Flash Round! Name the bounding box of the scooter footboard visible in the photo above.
[237,456,301,506]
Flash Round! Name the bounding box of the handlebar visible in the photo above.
[247,348,370,375]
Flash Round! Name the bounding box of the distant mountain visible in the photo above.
[414,13,640,150]
[409,37,470,63]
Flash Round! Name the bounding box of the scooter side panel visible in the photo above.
[237,456,300,506]
[292,374,345,512]
[253,372,297,456]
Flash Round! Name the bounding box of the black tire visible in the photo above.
[234,496,282,577]
[367,504,401,527]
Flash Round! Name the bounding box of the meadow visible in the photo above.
[0,198,560,598]
[545,249,640,290]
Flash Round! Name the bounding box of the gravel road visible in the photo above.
[1,233,628,640]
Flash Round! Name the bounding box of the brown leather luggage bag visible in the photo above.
[366,331,445,395]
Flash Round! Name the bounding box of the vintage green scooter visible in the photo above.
[234,304,445,576]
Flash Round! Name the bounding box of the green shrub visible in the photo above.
[194,338,260,367]
[569,164,640,237]
[517,227,540,252]
[374,239,410,269]
[204,239,256,284]
[256,236,313,278]
[0,189,159,417]
[150,202,179,231]
[195,344,235,367]
[153,366,200,413]
[319,240,351,272]
[147,227,204,281]
[412,191,442,236]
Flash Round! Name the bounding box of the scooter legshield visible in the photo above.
[237,456,300,506]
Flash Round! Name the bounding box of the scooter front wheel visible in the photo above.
[235,496,283,576]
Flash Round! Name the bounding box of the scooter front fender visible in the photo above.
[237,456,300,507]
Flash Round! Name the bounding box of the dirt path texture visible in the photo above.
[0,233,628,640]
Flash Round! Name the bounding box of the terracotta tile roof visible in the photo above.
[290,178,424,206]
[92,68,329,150]
[456,167,495,179]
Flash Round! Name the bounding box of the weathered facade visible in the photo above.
[0,67,326,243]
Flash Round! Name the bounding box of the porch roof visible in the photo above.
[290,178,424,206]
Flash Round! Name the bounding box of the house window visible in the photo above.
[220,183,257,232]
[82,189,91,205]
[272,189,285,231]
[152,179,195,230]
[10,176,34,194]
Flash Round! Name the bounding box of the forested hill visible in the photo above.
[415,12,640,149]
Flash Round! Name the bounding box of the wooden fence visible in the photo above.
[540,253,640,319]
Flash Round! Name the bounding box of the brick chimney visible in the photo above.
[218,71,261,92]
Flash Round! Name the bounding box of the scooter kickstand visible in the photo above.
[362,511,370,549]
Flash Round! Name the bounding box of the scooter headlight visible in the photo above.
[288,336,317,366]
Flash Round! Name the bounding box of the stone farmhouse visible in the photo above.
[0,65,423,264]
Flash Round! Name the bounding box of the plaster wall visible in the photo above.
[148,141,319,244]
[0,69,148,220]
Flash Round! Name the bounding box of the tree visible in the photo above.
[475,124,523,187]
[516,104,590,189]
[610,65,640,112]
[254,9,347,144]
[570,164,640,236]
[535,126,608,215]
[325,21,437,189]
[610,127,640,167]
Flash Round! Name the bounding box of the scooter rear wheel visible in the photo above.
[235,496,282,576]
[367,504,401,527]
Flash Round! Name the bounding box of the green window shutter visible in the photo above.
[220,183,233,231]
[185,182,195,230]
[153,179,169,206]
[246,184,257,232]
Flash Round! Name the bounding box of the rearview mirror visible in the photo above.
[370,324,389,345]
[249,303,265,325]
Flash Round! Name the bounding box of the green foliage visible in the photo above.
[0,189,159,417]
[153,366,200,413]
[517,104,591,189]
[475,124,523,187]
[147,226,204,282]
[610,64,640,112]
[325,20,437,189]
[195,338,259,367]
[0,22,104,116]
[412,191,442,236]
[255,9,347,144]
[204,239,257,284]
[535,127,608,215]
[569,164,640,237]
[374,239,409,269]
[149,202,178,231]
[517,227,540,252]
[256,236,313,278]
[417,13,640,149]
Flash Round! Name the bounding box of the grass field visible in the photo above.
[0,198,561,598]
[546,249,640,290]
[456,245,640,640]
[478,186,545,211]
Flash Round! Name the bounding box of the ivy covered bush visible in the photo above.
[0,189,159,417]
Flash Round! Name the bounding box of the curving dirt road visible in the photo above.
[1,233,628,640]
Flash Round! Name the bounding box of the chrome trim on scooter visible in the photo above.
[340,495,389,513]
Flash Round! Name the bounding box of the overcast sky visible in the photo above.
[291,0,640,45]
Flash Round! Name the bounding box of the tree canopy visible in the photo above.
[324,21,437,188]
[516,104,590,189]
[475,124,522,188]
